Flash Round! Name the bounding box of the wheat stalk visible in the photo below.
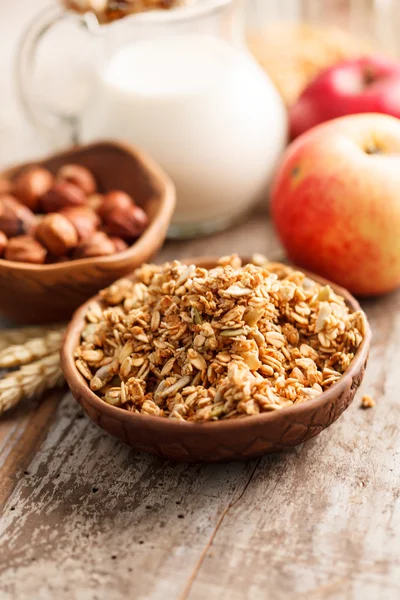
[0,328,65,368]
[0,324,64,352]
[0,352,64,416]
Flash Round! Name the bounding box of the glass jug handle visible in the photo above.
[15,7,94,145]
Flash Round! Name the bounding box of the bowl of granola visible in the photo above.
[61,255,370,461]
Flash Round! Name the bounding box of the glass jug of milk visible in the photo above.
[17,0,287,238]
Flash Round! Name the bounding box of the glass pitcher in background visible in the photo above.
[16,0,288,238]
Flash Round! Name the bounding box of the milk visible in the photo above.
[80,34,287,233]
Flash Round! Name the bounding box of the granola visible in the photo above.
[361,394,375,409]
[74,255,366,421]
[64,0,196,23]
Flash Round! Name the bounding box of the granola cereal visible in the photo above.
[64,0,196,23]
[74,255,366,421]
[361,394,375,409]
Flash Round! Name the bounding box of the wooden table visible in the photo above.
[1,211,400,600]
[1,3,400,599]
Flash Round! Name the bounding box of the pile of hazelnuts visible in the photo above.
[0,163,148,264]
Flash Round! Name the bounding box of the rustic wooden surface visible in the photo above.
[1,2,400,599]
[1,213,400,600]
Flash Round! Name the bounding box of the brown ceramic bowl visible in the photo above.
[61,256,371,462]
[0,141,175,324]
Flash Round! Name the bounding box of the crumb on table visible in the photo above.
[361,395,375,409]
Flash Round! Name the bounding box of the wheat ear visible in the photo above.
[0,353,64,416]
[0,328,65,368]
[0,324,64,352]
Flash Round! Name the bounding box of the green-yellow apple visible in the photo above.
[271,113,400,296]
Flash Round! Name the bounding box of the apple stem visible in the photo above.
[364,144,382,155]
[362,67,376,87]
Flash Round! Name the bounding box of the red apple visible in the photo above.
[271,113,400,296]
[289,56,400,139]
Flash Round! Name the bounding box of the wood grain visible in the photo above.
[0,388,64,506]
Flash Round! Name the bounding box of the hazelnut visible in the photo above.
[0,178,12,196]
[0,195,36,237]
[40,181,86,213]
[0,231,7,257]
[98,190,133,221]
[13,166,53,211]
[5,235,46,264]
[74,231,116,259]
[60,206,100,241]
[36,213,78,256]
[105,204,148,239]
[87,193,104,213]
[110,236,129,253]
[57,164,97,195]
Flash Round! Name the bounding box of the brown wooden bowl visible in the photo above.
[0,141,175,324]
[61,256,371,462]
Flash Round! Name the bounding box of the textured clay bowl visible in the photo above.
[61,257,371,462]
[0,141,175,324]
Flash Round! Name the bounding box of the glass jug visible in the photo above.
[16,0,287,238]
